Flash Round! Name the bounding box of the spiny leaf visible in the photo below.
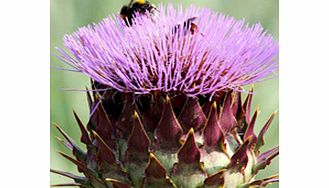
[178,97,206,132]
[50,183,81,187]
[203,169,226,187]
[90,101,114,148]
[242,88,253,124]
[143,93,164,132]
[92,131,116,165]
[255,111,277,154]
[230,137,250,172]
[126,111,150,159]
[58,152,105,186]
[145,153,167,179]
[239,174,279,188]
[220,91,237,133]
[233,91,247,137]
[203,102,225,151]
[231,91,242,117]
[54,124,87,165]
[177,128,201,164]
[55,137,73,151]
[171,95,187,116]
[50,169,88,183]
[254,146,279,174]
[243,108,259,144]
[201,100,214,119]
[53,123,76,147]
[155,96,183,149]
[73,111,90,145]
[106,178,131,188]
[143,153,175,188]
[58,152,88,174]
[86,88,94,112]
[202,93,225,116]
[116,94,138,136]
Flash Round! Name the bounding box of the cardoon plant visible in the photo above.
[52,1,279,188]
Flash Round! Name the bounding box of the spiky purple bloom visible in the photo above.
[57,4,278,96]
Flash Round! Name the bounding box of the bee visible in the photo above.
[173,17,204,36]
[120,0,157,26]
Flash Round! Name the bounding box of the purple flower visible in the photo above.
[57,4,278,97]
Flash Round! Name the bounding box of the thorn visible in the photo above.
[203,102,225,149]
[230,138,250,171]
[220,91,237,133]
[53,123,74,146]
[188,127,195,135]
[133,111,139,118]
[106,178,131,188]
[254,146,279,174]
[50,169,87,182]
[93,131,116,165]
[57,151,84,170]
[126,111,150,158]
[177,128,201,164]
[255,112,277,153]
[243,88,254,124]
[51,183,81,187]
[145,152,167,179]
[73,111,90,145]
[243,110,259,143]
[178,97,206,132]
[155,95,183,149]
[256,107,260,114]
[203,169,226,186]
[55,136,73,150]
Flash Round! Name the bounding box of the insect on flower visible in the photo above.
[173,17,204,36]
[120,0,157,26]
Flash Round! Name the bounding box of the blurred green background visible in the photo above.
[51,0,279,187]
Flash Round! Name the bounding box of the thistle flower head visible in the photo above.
[58,4,278,96]
[52,4,279,187]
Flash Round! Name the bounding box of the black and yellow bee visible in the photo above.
[120,0,157,26]
[120,1,203,36]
